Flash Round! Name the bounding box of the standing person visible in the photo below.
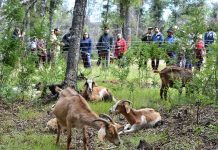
[48,28,62,63]
[141,27,153,43]
[204,27,217,49]
[151,27,164,71]
[114,33,127,59]
[114,33,127,67]
[165,28,176,65]
[141,27,153,67]
[62,28,72,59]
[37,37,47,68]
[96,26,114,67]
[195,34,205,71]
[80,32,92,68]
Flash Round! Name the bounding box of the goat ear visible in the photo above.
[124,103,131,114]
[92,81,96,87]
[98,127,106,141]
[84,82,88,88]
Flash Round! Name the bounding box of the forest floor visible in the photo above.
[0,97,218,150]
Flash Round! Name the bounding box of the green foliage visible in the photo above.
[3,0,24,24]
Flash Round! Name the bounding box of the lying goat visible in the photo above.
[109,100,162,134]
[53,86,121,150]
[159,66,192,99]
[82,79,113,102]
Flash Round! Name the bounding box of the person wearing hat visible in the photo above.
[49,28,63,63]
[141,27,153,43]
[204,27,217,48]
[96,26,114,67]
[165,28,176,65]
[195,34,205,71]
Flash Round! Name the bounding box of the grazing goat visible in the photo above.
[82,79,113,102]
[109,100,162,134]
[159,66,193,99]
[52,86,121,150]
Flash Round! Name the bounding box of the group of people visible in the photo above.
[12,25,216,71]
[61,26,127,68]
[141,26,216,71]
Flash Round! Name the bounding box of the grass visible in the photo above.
[1,58,217,150]
[0,133,63,150]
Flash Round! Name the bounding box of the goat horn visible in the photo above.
[121,100,132,105]
[99,114,115,124]
[93,118,109,126]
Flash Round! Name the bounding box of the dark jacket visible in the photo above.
[96,33,113,51]
[141,33,153,43]
[62,33,71,51]
[80,37,92,54]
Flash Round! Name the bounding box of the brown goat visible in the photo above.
[52,86,121,150]
[159,66,192,99]
[82,79,113,102]
[109,100,162,134]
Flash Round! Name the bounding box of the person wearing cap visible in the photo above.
[80,32,92,68]
[48,28,63,63]
[141,27,153,43]
[195,34,205,71]
[151,27,164,71]
[165,28,176,65]
[96,26,114,67]
[204,27,217,48]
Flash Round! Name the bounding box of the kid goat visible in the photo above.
[52,86,121,150]
[82,79,113,102]
[109,100,162,134]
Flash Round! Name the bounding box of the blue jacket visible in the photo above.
[152,32,164,47]
[165,35,175,44]
[80,38,92,54]
[96,33,113,51]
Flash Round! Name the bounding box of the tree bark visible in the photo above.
[64,0,87,88]
[49,0,56,34]
[41,0,46,17]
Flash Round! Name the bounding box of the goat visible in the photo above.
[109,100,162,134]
[159,66,193,99]
[82,79,113,102]
[52,86,121,150]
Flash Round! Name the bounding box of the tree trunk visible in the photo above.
[120,2,131,45]
[41,0,46,17]
[0,0,3,7]
[64,0,87,88]
[49,0,56,34]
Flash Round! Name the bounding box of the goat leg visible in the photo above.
[56,122,61,144]
[119,124,140,134]
[67,122,72,150]
[83,126,89,150]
